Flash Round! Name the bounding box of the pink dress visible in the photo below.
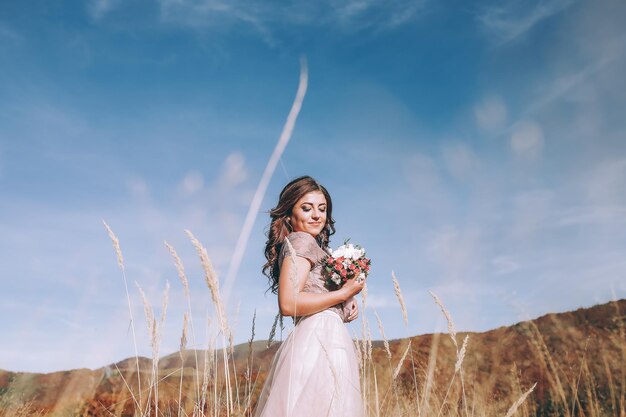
[254,231,363,417]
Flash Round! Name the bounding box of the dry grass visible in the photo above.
[392,270,408,327]
[0,391,45,417]
[1,224,624,417]
[505,383,537,417]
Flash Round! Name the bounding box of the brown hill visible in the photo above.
[0,299,624,416]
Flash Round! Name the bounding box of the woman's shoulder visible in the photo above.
[283,231,328,260]
[286,231,317,243]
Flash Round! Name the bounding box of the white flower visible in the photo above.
[332,243,366,260]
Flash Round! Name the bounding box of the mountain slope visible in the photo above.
[1,299,624,416]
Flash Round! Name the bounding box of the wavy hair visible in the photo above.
[262,175,335,294]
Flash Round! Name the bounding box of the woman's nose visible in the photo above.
[311,210,320,220]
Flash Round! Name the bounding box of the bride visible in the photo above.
[254,175,365,417]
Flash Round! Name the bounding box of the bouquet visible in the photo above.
[322,240,371,291]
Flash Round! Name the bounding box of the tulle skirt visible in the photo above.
[254,309,363,417]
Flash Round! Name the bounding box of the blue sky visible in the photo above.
[1,0,625,373]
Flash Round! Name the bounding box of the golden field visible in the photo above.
[1,298,624,417]
[1,228,623,417]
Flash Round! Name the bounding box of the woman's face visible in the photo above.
[289,191,327,238]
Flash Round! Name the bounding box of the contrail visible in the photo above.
[222,57,308,305]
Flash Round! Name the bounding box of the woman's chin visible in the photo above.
[293,225,323,237]
[301,229,318,237]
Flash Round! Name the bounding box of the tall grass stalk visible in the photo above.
[527,320,570,417]
[165,240,202,406]
[420,330,439,416]
[178,313,188,417]
[267,312,280,348]
[186,230,234,416]
[504,383,537,417]
[429,290,457,349]
[102,221,143,409]
[245,310,257,415]
[135,280,169,416]
[391,270,408,327]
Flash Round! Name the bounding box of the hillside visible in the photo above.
[1,299,624,416]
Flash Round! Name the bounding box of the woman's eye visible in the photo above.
[302,207,311,212]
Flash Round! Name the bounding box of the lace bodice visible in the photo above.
[278,231,353,321]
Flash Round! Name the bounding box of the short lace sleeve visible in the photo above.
[279,231,324,269]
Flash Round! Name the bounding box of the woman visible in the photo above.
[254,175,365,417]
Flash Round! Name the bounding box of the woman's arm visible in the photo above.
[278,254,365,317]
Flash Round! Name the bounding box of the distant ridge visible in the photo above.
[1,299,624,416]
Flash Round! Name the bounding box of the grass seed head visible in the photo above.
[103,220,124,270]
[185,229,233,350]
[267,312,280,348]
[504,383,537,417]
[375,311,392,359]
[392,270,408,326]
[180,312,188,353]
[393,340,412,380]
[429,290,458,349]
[455,335,469,373]
[165,241,189,297]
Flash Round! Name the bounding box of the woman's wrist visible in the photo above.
[337,287,350,303]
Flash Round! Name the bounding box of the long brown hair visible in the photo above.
[262,175,335,294]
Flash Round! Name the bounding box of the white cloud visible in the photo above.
[180,171,205,196]
[474,95,507,132]
[584,158,626,206]
[510,121,544,158]
[503,0,626,127]
[442,142,479,180]
[159,0,272,42]
[510,189,554,238]
[327,0,428,31]
[491,256,520,274]
[218,151,248,189]
[402,152,458,220]
[127,177,151,200]
[428,226,483,282]
[478,0,575,45]
[404,153,442,194]
[157,0,427,41]
[523,52,624,119]
[87,0,121,20]
[556,204,626,228]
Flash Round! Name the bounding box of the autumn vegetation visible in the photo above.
[0,225,623,417]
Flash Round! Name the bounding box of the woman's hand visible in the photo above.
[345,299,359,322]
[340,276,365,300]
